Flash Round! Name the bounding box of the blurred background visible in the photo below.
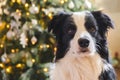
[0,0,120,80]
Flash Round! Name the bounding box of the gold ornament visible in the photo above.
[0,22,6,32]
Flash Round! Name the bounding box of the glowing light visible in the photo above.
[6,66,12,73]
[43,67,48,72]
[60,0,64,4]
[40,45,43,49]
[42,8,45,11]
[16,63,22,68]
[16,9,20,13]
[0,63,4,68]
[54,47,57,52]
[25,38,28,42]
[25,3,29,8]
[6,24,10,29]
[16,0,21,4]
[0,44,4,48]
[11,49,15,53]
[12,0,15,3]
[46,45,50,48]
[48,13,53,19]
[43,0,47,2]
[32,59,35,63]
[29,26,32,29]
[26,12,30,16]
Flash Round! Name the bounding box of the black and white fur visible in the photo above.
[48,11,116,80]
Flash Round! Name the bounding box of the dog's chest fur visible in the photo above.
[50,53,103,80]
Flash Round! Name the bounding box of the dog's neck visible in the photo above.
[50,53,103,80]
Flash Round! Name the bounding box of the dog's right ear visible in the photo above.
[48,12,70,36]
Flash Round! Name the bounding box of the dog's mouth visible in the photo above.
[78,48,89,53]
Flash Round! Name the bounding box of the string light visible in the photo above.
[60,0,64,4]
[43,0,47,2]
[25,38,28,42]
[46,45,50,48]
[43,67,48,72]
[48,13,53,19]
[39,45,43,49]
[11,49,15,53]
[6,66,12,73]
[0,63,4,68]
[25,3,29,8]
[42,8,45,11]
[16,9,20,13]
[26,12,30,16]
[54,47,57,52]
[12,0,15,3]
[32,59,35,63]
[16,0,21,4]
[29,26,32,29]
[16,63,24,69]
[6,24,10,29]
[0,44,4,48]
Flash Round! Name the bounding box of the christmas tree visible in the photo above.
[0,0,93,80]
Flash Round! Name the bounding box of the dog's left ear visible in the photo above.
[91,11,114,37]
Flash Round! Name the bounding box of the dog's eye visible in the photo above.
[89,27,96,32]
[67,29,76,35]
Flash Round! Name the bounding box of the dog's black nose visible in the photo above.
[78,38,89,48]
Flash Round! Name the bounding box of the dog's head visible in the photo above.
[48,11,114,61]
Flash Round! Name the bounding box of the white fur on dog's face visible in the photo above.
[68,12,96,56]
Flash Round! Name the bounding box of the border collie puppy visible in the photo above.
[48,11,116,80]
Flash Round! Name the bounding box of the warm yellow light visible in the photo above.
[42,8,45,11]
[29,26,32,29]
[18,12,21,16]
[0,63,4,68]
[6,66,12,73]
[11,49,15,53]
[32,59,35,63]
[43,67,48,72]
[16,0,21,4]
[43,0,47,2]
[46,45,50,48]
[16,9,20,13]
[16,63,22,68]
[48,13,53,19]
[40,45,43,49]
[12,0,15,3]
[60,0,64,4]
[6,24,10,29]
[26,12,30,16]
[25,38,28,42]
[25,3,29,8]
[54,47,57,52]
[0,44,4,48]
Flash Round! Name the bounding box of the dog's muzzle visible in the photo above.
[78,38,89,48]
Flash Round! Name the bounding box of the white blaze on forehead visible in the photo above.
[72,12,86,37]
